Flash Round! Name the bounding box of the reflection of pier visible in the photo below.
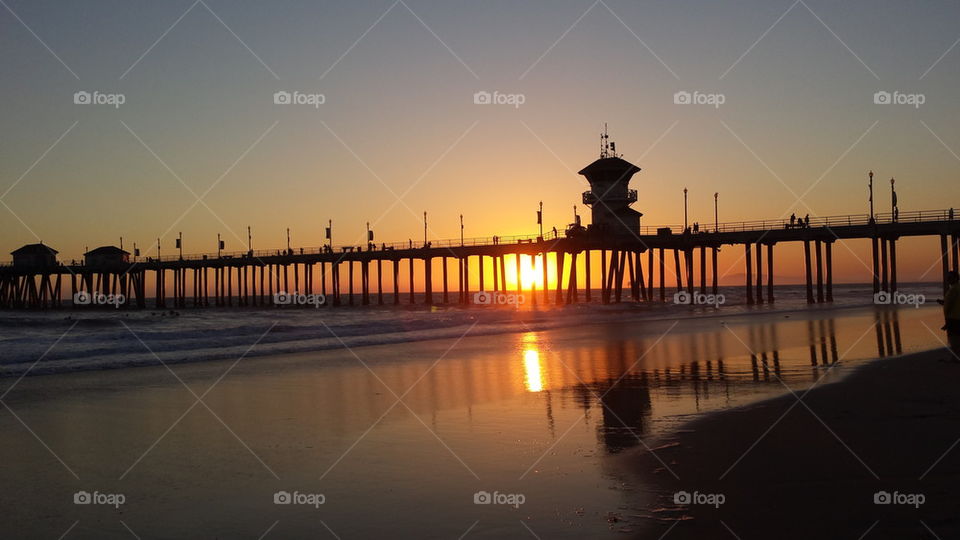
[540,312,906,453]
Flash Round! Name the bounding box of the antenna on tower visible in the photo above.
[599,123,620,158]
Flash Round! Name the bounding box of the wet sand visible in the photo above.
[636,346,960,539]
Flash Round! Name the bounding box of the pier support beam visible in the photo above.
[745,243,753,305]
[815,240,824,303]
[825,241,833,302]
[755,242,763,304]
[585,250,592,302]
[425,257,433,305]
[767,243,775,303]
[888,238,897,294]
[803,240,814,304]
[442,257,448,303]
[659,248,665,302]
[942,234,950,294]
[871,237,880,294]
[880,238,888,292]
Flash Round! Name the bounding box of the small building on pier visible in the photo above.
[11,243,58,269]
[84,246,130,268]
[579,135,643,238]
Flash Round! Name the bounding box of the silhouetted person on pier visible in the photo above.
[949,208,955,221]
[804,214,810,228]
[943,271,960,361]
[789,213,796,227]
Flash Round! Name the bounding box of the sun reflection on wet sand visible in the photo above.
[523,348,544,392]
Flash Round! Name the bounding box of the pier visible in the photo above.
[2,137,958,310]
[1,209,957,310]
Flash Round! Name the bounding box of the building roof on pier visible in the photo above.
[84,246,129,256]
[578,157,641,182]
[11,243,58,255]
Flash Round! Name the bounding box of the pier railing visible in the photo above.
[1,208,956,267]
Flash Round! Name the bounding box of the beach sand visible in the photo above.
[635,346,960,539]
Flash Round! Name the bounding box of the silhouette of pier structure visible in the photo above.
[2,134,959,310]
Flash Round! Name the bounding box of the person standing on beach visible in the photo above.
[944,271,960,360]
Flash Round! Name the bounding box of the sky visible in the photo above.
[1,0,959,283]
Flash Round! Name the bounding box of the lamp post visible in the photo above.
[178,232,183,260]
[326,219,333,249]
[538,201,543,238]
[868,170,874,222]
[286,228,291,253]
[460,214,464,246]
[217,233,222,258]
[714,192,719,232]
[247,226,252,255]
[890,177,897,222]
[683,188,688,231]
[423,211,428,247]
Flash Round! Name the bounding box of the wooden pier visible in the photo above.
[1,209,958,310]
